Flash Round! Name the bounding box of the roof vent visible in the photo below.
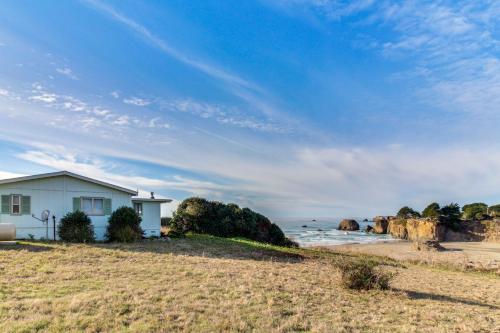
[150,192,155,199]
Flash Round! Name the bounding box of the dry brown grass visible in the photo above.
[0,235,499,332]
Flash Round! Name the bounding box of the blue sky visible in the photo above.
[1,0,500,217]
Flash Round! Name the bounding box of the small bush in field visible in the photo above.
[338,260,394,290]
[58,211,95,243]
[106,206,143,242]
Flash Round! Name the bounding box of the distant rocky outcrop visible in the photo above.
[365,225,373,232]
[383,217,500,243]
[387,219,407,239]
[338,219,359,231]
[372,216,389,234]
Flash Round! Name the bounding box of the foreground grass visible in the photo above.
[0,235,498,332]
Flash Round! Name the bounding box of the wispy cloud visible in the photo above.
[123,96,151,106]
[83,0,260,93]
[162,99,288,133]
[266,1,500,116]
[56,67,78,80]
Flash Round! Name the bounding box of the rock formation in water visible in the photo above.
[338,219,360,231]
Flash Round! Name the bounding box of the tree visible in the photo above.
[440,203,462,231]
[440,203,461,220]
[106,206,143,242]
[396,206,421,219]
[462,203,488,219]
[58,211,95,243]
[422,202,441,218]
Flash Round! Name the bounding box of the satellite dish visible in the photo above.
[41,210,50,223]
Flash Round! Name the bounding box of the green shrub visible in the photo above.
[106,206,143,242]
[462,203,488,219]
[58,211,95,243]
[169,197,297,247]
[338,260,393,290]
[396,206,421,219]
[488,204,500,217]
[422,202,440,218]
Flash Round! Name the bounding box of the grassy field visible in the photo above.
[0,235,499,332]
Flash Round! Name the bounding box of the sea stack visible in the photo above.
[337,219,360,231]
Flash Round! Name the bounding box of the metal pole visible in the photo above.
[53,215,56,241]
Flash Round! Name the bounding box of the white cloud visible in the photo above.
[113,115,129,126]
[29,93,57,103]
[163,99,287,133]
[56,67,78,80]
[123,97,151,106]
[110,91,120,98]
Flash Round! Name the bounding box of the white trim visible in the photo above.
[11,194,21,215]
[132,198,171,203]
[0,171,137,195]
[81,197,105,216]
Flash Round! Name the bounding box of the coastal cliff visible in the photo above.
[383,217,500,242]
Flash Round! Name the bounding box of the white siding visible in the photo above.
[135,201,162,237]
[0,175,132,240]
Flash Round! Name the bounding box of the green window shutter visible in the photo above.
[1,195,10,214]
[73,197,81,212]
[104,198,112,215]
[21,196,31,215]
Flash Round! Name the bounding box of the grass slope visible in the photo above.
[0,235,498,332]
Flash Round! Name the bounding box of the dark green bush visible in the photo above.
[462,203,488,219]
[422,202,440,218]
[106,206,143,242]
[338,260,393,290]
[396,206,421,219]
[58,211,95,243]
[169,197,297,247]
[488,204,500,217]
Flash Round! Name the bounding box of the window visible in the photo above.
[134,202,143,215]
[81,197,104,215]
[11,194,21,215]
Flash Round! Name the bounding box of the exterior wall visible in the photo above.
[0,175,132,240]
[135,201,162,238]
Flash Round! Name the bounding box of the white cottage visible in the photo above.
[0,171,171,240]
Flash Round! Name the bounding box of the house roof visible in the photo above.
[132,197,172,203]
[0,171,138,195]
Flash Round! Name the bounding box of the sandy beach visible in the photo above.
[316,240,500,272]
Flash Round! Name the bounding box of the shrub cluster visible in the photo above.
[106,206,143,242]
[338,259,393,290]
[169,197,297,247]
[396,206,421,219]
[58,211,95,243]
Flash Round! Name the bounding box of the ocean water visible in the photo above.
[273,218,395,247]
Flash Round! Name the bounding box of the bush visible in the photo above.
[106,206,143,242]
[169,197,297,247]
[396,206,421,219]
[422,202,441,218]
[462,203,488,219]
[338,260,393,290]
[58,211,95,243]
[488,204,500,217]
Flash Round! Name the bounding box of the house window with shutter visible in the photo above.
[81,197,104,216]
[11,194,21,215]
